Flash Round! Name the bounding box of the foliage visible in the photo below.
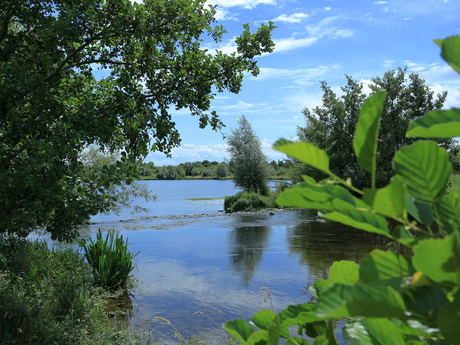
[293,67,457,188]
[223,35,460,344]
[80,229,139,290]
[157,165,186,180]
[226,115,270,195]
[224,191,276,212]
[0,237,141,344]
[216,163,229,177]
[0,0,276,241]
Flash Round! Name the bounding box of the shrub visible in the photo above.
[224,191,275,212]
[81,229,139,290]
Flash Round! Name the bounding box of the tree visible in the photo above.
[226,115,269,194]
[294,68,457,189]
[215,162,228,177]
[0,0,276,241]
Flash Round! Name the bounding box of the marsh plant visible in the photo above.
[81,229,139,290]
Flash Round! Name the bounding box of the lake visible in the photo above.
[77,180,391,344]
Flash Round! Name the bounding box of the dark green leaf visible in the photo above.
[438,301,460,345]
[359,249,414,283]
[343,317,405,345]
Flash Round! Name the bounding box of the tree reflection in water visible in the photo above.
[228,214,272,286]
[287,211,393,280]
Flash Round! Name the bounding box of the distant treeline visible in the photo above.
[139,159,294,180]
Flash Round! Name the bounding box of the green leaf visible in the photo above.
[222,319,254,344]
[328,260,360,284]
[273,140,332,175]
[407,108,460,138]
[315,284,407,319]
[363,177,405,219]
[438,301,460,345]
[435,35,460,74]
[246,331,269,345]
[434,192,460,235]
[393,141,451,204]
[359,249,415,283]
[392,226,417,247]
[412,236,460,289]
[353,91,387,176]
[404,194,434,226]
[323,210,390,238]
[285,337,311,345]
[250,309,277,331]
[343,317,406,345]
[403,285,449,322]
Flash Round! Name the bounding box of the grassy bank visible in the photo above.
[0,237,142,345]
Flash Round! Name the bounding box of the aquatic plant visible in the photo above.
[81,229,139,290]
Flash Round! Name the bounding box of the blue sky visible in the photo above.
[145,0,460,166]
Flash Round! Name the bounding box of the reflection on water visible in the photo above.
[228,222,272,286]
[105,291,135,329]
[37,180,401,343]
[287,210,392,280]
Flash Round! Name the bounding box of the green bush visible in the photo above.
[81,229,139,290]
[224,191,275,212]
[0,237,138,344]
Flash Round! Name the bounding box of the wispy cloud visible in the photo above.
[207,0,276,9]
[254,64,341,86]
[214,9,239,21]
[272,13,310,23]
[374,1,388,4]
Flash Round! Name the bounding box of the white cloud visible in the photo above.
[273,36,318,53]
[359,79,377,95]
[207,0,276,9]
[214,9,239,21]
[383,60,395,68]
[219,100,256,110]
[146,144,229,165]
[325,6,332,11]
[334,29,354,38]
[374,1,388,4]
[254,64,340,85]
[272,13,309,23]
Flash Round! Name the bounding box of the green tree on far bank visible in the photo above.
[226,115,270,195]
[291,67,458,189]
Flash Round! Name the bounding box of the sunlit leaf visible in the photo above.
[251,309,277,331]
[363,177,405,219]
[343,317,406,345]
[315,284,406,319]
[323,210,390,238]
[412,236,460,289]
[359,250,414,283]
[273,140,332,175]
[435,35,460,74]
[246,330,269,345]
[353,91,387,176]
[329,260,360,284]
[222,319,254,344]
[407,109,460,138]
[285,337,311,345]
[393,141,451,204]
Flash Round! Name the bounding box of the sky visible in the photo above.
[145,0,460,166]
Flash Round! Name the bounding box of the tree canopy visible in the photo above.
[226,115,269,194]
[294,67,457,189]
[0,0,276,240]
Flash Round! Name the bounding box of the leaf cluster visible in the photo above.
[223,35,460,344]
[0,0,276,240]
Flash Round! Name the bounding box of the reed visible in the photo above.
[81,229,139,290]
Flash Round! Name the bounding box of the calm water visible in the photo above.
[76,180,390,344]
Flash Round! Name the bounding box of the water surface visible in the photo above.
[79,180,390,343]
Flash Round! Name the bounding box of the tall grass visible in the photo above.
[81,229,139,290]
[0,236,143,344]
